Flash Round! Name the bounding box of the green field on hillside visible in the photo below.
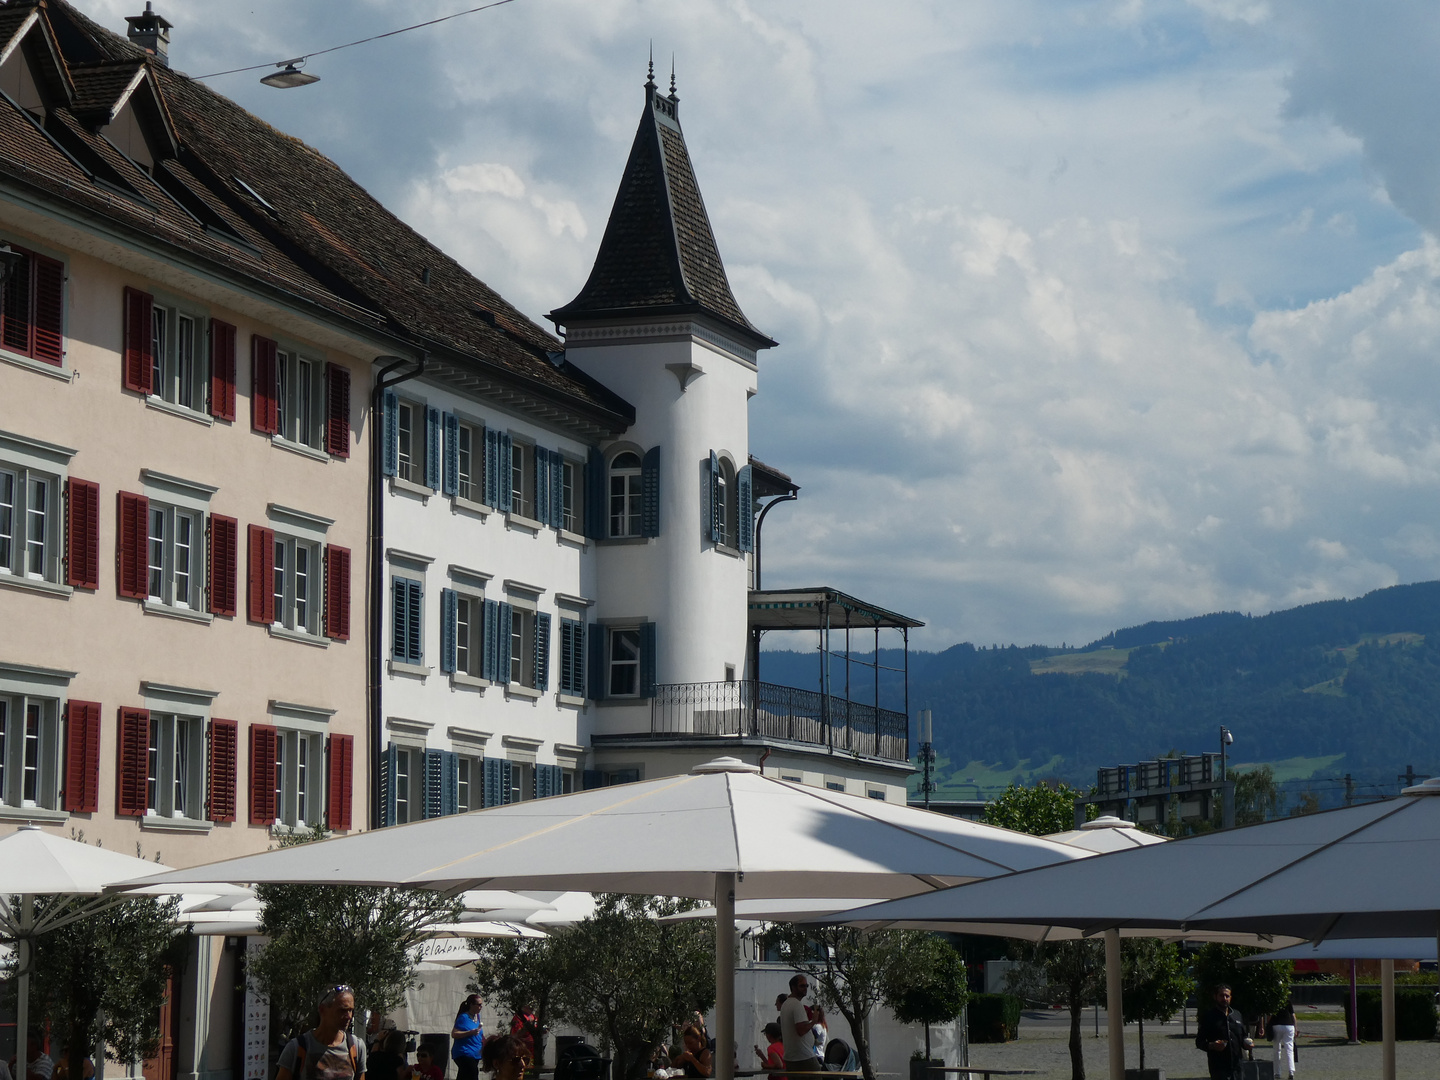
[1029,648,1135,675]
[1228,754,1345,783]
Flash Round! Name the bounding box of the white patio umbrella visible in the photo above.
[117,757,1087,1080]
[1043,815,1169,853]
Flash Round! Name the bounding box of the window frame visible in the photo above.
[456,418,480,504]
[454,588,484,679]
[146,296,209,415]
[560,457,579,534]
[274,347,326,452]
[0,242,65,373]
[271,533,322,635]
[0,430,74,589]
[394,398,420,484]
[0,693,61,810]
[608,451,643,539]
[510,437,535,519]
[607,625,643,699]
[275,727,325,828]
[145,500,205,610]
[142,711,205,820]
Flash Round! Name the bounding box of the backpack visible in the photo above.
[290,1032,360,1080]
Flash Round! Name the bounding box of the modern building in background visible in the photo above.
[0,2,920,1077]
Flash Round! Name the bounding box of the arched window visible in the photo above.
[717,458,737,548]
[609,451,642,538]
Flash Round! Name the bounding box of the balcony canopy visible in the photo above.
[748,588,924,631]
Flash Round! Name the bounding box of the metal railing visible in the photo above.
[648,681,909,762]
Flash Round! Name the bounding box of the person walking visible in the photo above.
[779,975,821,1074]
[1270,999,1298,1080]
[452,995,486,1080]
[275,986,368,1080]
[1195,985,1251,1080]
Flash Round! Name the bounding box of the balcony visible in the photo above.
[640,680,910,763]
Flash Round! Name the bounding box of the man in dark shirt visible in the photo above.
[1195,985,1251,1080]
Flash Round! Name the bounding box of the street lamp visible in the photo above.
[1219,725,1233,781]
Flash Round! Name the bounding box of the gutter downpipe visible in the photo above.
[369,350,426,830]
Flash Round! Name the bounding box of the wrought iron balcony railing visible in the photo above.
[639,680,910,763]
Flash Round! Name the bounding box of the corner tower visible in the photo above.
[553,66,774,736]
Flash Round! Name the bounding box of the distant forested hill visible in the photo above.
[757,581,1440,793]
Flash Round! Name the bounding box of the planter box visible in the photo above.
[909,1060,941,1080]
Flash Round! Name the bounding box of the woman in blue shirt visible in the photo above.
[451,995,485,1080]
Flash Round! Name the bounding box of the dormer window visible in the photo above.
[103,99,154,173]
[0,43,46,122]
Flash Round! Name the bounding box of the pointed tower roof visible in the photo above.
[551,70,776,350]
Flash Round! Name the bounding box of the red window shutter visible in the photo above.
[115,706,150,816]
[65,477,100,589]
[122,287,153,395]
[326,732,354,831]
[249,723,278,826]
[209,319,237,421]
[324,544,351,641]
[116,491,149,599]
[207,718,238,823]
[251,335,278,435]
[1,249,32,355]
[208,514,238,616]
[63,699,102,813]
[31,254,63,366]
[246,524,276,624]
[325,363,351,458]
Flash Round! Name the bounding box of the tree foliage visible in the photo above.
[468,937,569,1064]
[6,894,185,1071]
[1004,940,1102,1080]
[547,895,715,1080]
[982,781,1090,836]
[249,832,460,1032]
[1121,940,1191,1070]
[1230,766,1279,827]
[1193,944,1293,1020]
[881,934,968,1029]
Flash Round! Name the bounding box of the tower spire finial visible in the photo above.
[669,55,678,102]
[646,43,656,92]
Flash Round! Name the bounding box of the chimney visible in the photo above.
[125,2,172,67]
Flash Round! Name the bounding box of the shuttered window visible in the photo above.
[207,718,238,822]
[425,405,442,490]
[641,446,660,537]
[250,335,279,435]
[115,706,150,816]
[249,724,278,825]
[535,763,563,800]
[737,464,754,552]
[324,545,351,640]
[1,247,64,367]
[326,732,354,830]
[392,576,424,664]
[534,611,551,691]
[208,514,238,616]
[64,477,99,589]
[116,491,149,599]
[122,287,153,393]
[246,524,276,623]
[209,319,237,421]
[559,619,585,697]
[325,363,351,458]
[62,699,101,813]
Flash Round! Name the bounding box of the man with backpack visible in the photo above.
[276,986,368,1080]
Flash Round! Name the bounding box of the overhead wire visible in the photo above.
[194,0,521,80]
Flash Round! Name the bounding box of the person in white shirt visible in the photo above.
[779,975,820,1073]
[809,1009,828,1062]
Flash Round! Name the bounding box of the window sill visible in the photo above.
[557,529,588,549]
[451,672,490,691]
[144,599,214,625]
[390,476,432,500]
[140,814,213,834]
[505,511,544,533]
[0,348,71,382]
[714,543,745,560]
[557,693,585,708]
[0,573,72,599]
[0,804,67,823]
[505,683,542,701]
[268,624,328,647]
[452,496,489,518]
[389,660,431,678]
[146,395,214,427]
[271,435,330,463]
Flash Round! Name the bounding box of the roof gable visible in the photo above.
[551,74,774,350]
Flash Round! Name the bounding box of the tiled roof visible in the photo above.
[551,80,773,350]
[0,0,633,435]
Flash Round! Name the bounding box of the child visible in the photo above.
[413,1048,443,1080]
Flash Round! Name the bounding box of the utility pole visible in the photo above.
[1344,774,1354,806]
[919,708,934,809]
[1398,766,1430,790]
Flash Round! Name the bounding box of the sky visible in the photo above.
[84,0,1440,648]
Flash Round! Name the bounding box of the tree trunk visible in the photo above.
[837,1005,874,1080]
[923,1025,930,1062]
[1137,1015,1145,1072]
[1068,999,1085,1080]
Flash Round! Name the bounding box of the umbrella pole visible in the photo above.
[715,874,736,1080]
[1104,929,1123,1080]
[1381,958,1395,1080]
[17,893,32,1065]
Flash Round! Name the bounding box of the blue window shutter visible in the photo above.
[483,756,503,808]
[585,448,605,539]
[423,749,443,819]
[560,619,583,695]
[441,751,459,816]
[498,432,513,511]
[482,598,499,682]
[440,588,458,674]
[642,445,661,538]
[707,450,721,543]
[550,452,565,529]
[497,601,514,683]
[640,621,657,698]
[391,578,405,661]
[582,769,603,791]
[537,763,562,800]
[443,412,460,496]
[534,612,551,691]
[534,448,551,526]
[383,744,398,827]
[382,390,398,477]
[425,406,442,489]
[484,427,500,508]
[588,623,606,700]
[737,464,754,552]
[406,579,424,664]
